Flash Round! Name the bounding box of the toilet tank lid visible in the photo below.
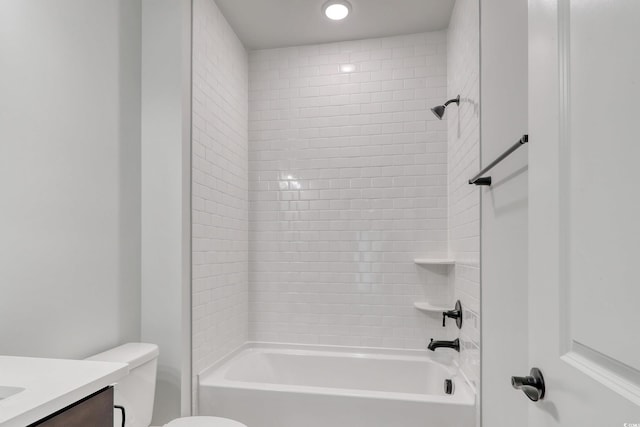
[86,343,159,369]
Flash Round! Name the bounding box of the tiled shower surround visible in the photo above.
[248,33,454,349]
[447,0,481,390]
[192,0,249,380]
[192,0,480,400]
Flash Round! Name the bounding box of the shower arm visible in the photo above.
[444,96,460,107]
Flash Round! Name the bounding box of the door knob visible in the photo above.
[511,368,545,402]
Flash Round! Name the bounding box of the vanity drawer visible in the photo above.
[29,387,113,427]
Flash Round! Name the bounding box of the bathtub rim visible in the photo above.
[199,341,456,378]
[197,342,475,406]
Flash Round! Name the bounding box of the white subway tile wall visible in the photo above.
[447,0,481,391]
[192,0,249,389]
[248,32,456,349]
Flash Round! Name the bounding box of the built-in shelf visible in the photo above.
[414,258,455,266]
[413,302,450,313]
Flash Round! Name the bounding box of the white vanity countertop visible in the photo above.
[0,356,128,427]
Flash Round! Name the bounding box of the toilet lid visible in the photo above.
[164,416,247,427]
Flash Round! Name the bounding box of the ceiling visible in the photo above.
[214,0,456,50]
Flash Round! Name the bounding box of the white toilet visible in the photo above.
[87,343,246,427]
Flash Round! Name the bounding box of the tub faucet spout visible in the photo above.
[427,338,460,352]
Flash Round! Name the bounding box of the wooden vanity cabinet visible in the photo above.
[28,387,114,427]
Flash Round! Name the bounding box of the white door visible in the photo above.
[527,0,640,424]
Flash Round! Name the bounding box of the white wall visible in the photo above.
[447,0,481,398]
[0,0,141,359]
[480,0,529,425]
[191,0,249,397]
[248,33,452,349]
[141,0,192,423]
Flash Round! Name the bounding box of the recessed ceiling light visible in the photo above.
[323,1,351,21]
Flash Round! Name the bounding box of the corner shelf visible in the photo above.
[413,302,450,313]
[414,258,455,266]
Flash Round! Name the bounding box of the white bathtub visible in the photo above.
[198,344,476,427]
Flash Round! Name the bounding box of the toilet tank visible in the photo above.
[87,343,159,427]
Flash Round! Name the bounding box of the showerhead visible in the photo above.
[431,105,446,120]
[431,95,460,120]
